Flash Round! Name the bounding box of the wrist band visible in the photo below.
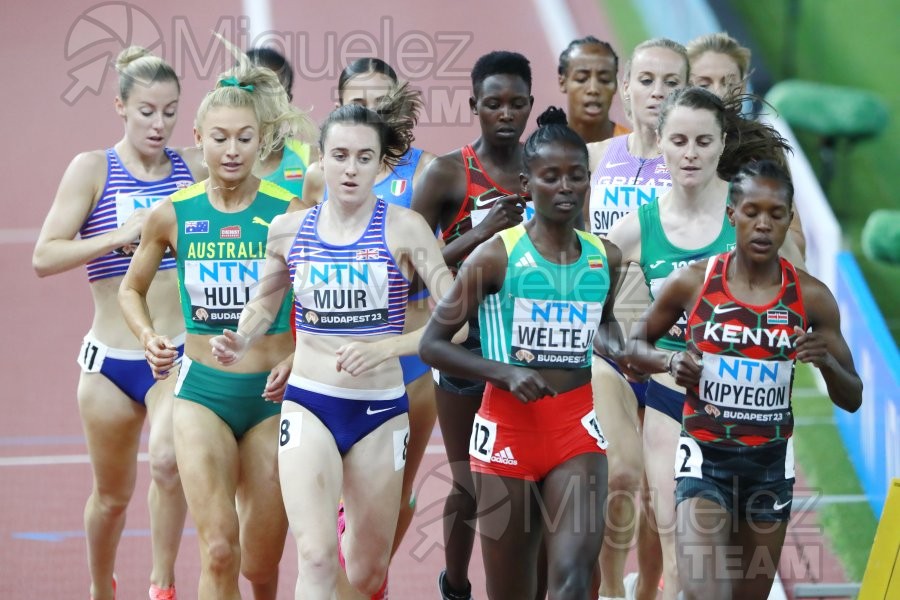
[666,352,677,375]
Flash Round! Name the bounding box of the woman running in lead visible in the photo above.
[119,40,316,600]
[584,37,689,600]
[557,36,630,144]
[209,88,455,599]
[411,50,534,600]
[33,46,204,600]
[622,159,861,598]
[421,106,624,600]
[605,86,792,599]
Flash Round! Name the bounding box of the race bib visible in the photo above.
[279,412,303,453]
[581,410,609,450]
[184,259,264,326]
[470,200,534,229]
[510,298,602,367]
[589,184,668,236]
[393,426,410,471]
[469,414,497,463]
[699,355,794,425]
[294,261,390,330]
[674,435,703,479]
[76,337,108,373]
[114,192,167,228]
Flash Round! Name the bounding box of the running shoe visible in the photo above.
[148,584,177,600]
[438,569,473,600]
[337,502,347,570]
[622,572,638,600]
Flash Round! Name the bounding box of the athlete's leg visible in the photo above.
[236,414,288,600]
[542,453,608,600]
[634,467,663,600]
[642,407,683,600]
[474,471,543,599]
[392,372,436,555]
[592,360,643,598]
[144,367,187,591]
[341,413,408,595]
[173,398,241,600]
[731,516,788,598]
[278,402,343,599]
[434,385,482,592]
[675,497,732,599]
[79,372,146,600]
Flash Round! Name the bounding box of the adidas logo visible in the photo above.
[491,446,518,465]
[515,252,537,268]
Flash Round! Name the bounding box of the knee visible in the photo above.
[90,485,133,519]
[148,448,180,491]
[204,535,240,576]
[607,463,641,496]
[241,559,278,586]
[298,537,338,579]
[346,555,389,596]
[548,562,592,599]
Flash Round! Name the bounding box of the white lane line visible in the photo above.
[0,453,148,467]
[531,0,578,55]
[242,0,273,43]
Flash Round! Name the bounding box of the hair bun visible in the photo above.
[536,106,568,127]
[115,46,152,72]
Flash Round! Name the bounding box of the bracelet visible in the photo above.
[666,352,677,375]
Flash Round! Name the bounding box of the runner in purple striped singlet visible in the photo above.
[33,46,205,600]
[209,87,456,599]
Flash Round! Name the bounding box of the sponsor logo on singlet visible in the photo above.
[589,181,669,236]
[510,298,603,366]
[114,191,167,228]
[293,261,390,329]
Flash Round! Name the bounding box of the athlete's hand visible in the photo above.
[670,350,702,388]
[143,334,178,380]
[336,340,391,377]
[209,329,250,366]
[116,208,151,247]
[501,367,557,403]
[263,360,291,402]
[474,194,526,239]
[793,325,834,370]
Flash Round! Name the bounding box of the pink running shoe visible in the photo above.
[337,502,347,570]
[371,575,389,599]
[148,584,177,600]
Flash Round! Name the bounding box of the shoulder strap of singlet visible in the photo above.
[498,223,527,255]
[285,138,310,164]
[259,179,296,201]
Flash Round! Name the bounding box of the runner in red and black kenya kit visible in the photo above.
[411,50,533,600]
[620,160,861,600]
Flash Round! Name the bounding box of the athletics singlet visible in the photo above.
[685,253,807,447]
[638,201,736,350]
[262,138,311,199]
[442,145,533,268]
[171,180,294,335]
[288,198,409,336]
[81,148,194,281]
[479,224,609,369]
[588,135,670,237]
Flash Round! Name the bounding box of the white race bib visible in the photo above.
[510,298,602,367]
[184,259,263,326]
[699,355,794,425]
[589,184,668,236]
[294,261,390,330]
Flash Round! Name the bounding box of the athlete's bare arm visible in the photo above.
[33,151,135,276]
[795,272,862,412]
[624,260,707,387]
[594,239,627,357]
[118,200,179,376]
[301,161,325,205]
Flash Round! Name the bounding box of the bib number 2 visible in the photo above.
[674,436,703,479]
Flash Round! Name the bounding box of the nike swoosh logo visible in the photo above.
[366,405,395,416]
[773,499,792,511]
[649,260,666,269]
[473,196,496,208]
[605,161,628,169]
[713,304,741,315]
[252,216,271,227]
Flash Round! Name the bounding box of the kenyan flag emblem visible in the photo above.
[391,180,407,196]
